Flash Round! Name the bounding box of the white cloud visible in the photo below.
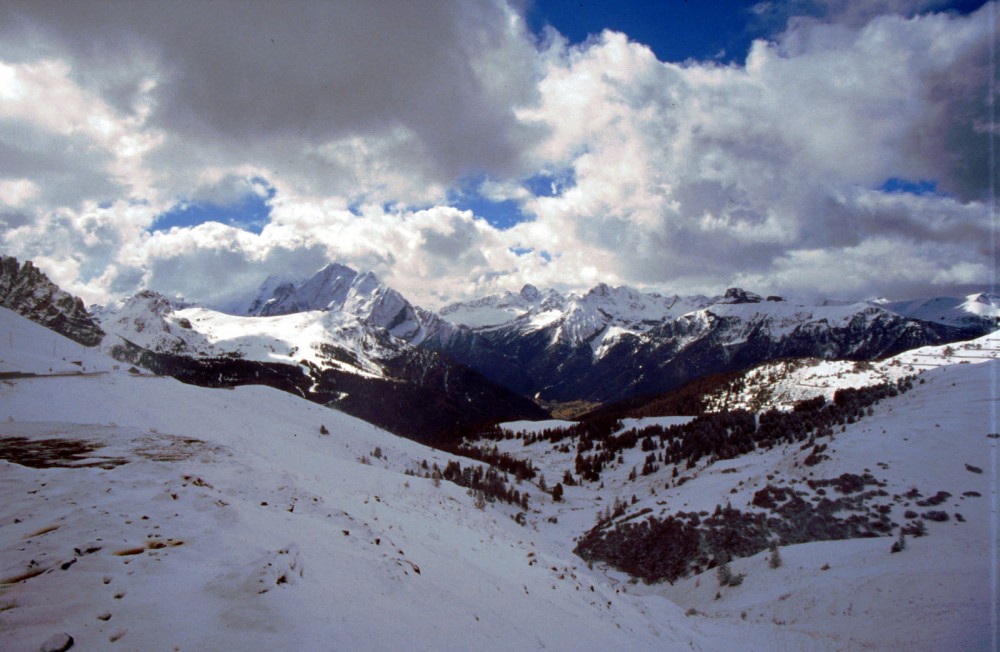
[510,6,995,296]
[0,178,38,207]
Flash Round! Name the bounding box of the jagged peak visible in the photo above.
[0,255,105,347]
[519,284,541,302]
[581,282,643,302]
[126,289,174,312]
[351,270,385,295]
[315,261,358,277]
[720,287,763,304]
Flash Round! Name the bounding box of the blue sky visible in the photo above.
[153,191,273,235]
[527,0,770,63]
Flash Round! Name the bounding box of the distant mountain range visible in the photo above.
[422,280,998,406]
[2,255,996,439]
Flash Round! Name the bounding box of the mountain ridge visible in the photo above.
[0,256,104,347]
[6,254,997,432]
[92,259,1000,412]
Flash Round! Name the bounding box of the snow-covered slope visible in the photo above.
[0,307,119,375]
[95,290,399,378]
[92,291,214,356]
[0,307,716,651]
[884,292,1000,328]
[655,360,998,651]
[92,293,548,443]
[472,358,999,651]
[2,305,996,650]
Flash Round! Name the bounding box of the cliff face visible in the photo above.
[0,256,104,347]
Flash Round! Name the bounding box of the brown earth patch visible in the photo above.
[0,436,127,469]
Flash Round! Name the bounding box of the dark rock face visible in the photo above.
[0,257,104,347]
[720,288,762,304]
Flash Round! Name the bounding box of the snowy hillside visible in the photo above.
[92,288,547,444]
[468,357,999,650]
[2,305,997,650]
[0,307,711,651]
[700,328,1000,412]
[885,292,1000,328]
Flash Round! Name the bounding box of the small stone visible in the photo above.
[39,632,74,652]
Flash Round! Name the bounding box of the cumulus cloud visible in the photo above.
[512,4,996,297]
[0,1,993,308]
[0,0,541,204]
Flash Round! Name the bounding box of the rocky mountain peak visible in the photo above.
[720,287,763,304]
[519,284,541,302]
[0,256,104,347]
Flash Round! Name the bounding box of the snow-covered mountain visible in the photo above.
[883,292,1000,329]
[93,283,545,443]
[427,284,998,406]
[98,258,998,414]
[246,262,426,341]
[440,282,713,337]
[95,289,400,378]
[3,295,996,650]
[439,284,567,329]
[439,284,997,353]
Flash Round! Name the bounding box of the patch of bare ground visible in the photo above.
[133,434,219,462]
[0,436,128,469]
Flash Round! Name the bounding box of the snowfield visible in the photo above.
[0,306,997,650]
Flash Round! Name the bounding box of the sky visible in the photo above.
[0,0,995,310]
